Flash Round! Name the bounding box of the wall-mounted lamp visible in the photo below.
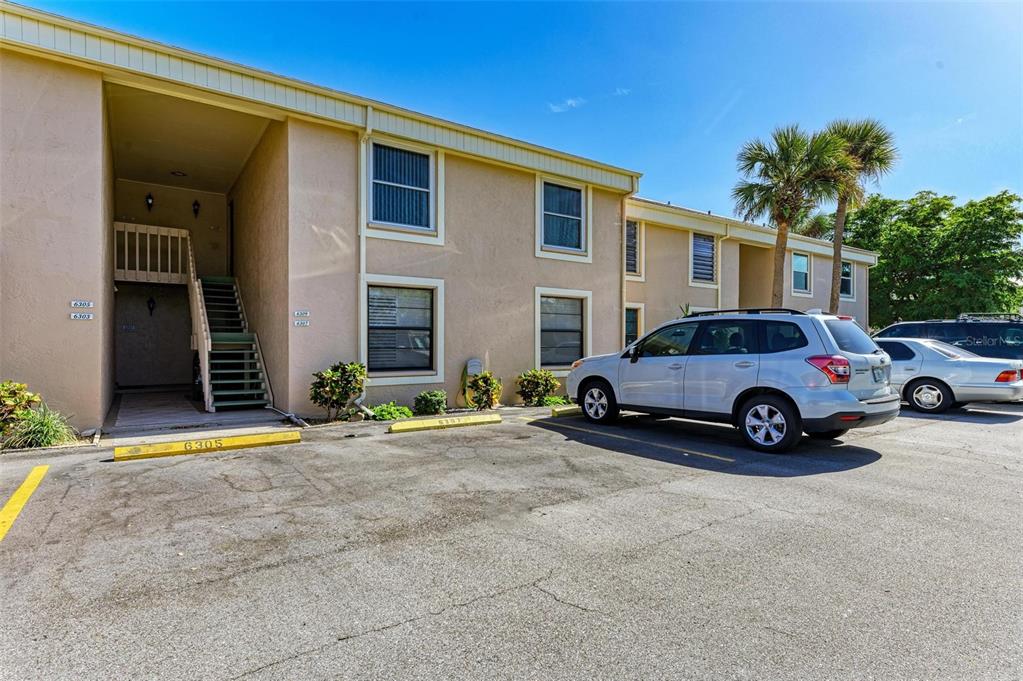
[192,200,201,218]
[146,296,156,317]
[145,193,154,211]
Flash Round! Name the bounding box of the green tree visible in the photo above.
[793,210,834,240]
[845,191,1023,326]
[733,126,856,306]
[825,119,898,313]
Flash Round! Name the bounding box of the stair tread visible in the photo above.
[212,332,255,341]
[213,399,269,407]
[201,276,236,284]
[212,380,266,386]
[213,388,268,396]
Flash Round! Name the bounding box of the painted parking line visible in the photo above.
[0,465,49,543]
[540,419,736,463]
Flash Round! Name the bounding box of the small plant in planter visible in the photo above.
[413,390,447,416]
[369,401,413,421]
[309,362,367,421]
[515,369,561,406]
[467,372,502,411]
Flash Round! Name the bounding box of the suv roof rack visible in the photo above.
[684,308,808,318]
[957,312,1023,322]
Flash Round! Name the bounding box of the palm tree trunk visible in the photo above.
[829,195,849,313]
[771,219,790,307]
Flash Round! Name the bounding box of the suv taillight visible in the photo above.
[806,355,851,384]
[995,369,1021,383]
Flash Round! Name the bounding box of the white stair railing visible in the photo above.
[114,222,190,284]
[185,239,214,412]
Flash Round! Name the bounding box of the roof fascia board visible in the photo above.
[0,3,640,192]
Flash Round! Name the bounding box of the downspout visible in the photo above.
[717,225,733,310]
[353,106,375,418]
[621,175,638,347]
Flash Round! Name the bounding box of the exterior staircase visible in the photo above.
[200,276,270,410]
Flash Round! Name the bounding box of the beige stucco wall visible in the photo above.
[363,154,623,408]
[625,224,719,332]
[228,121,291,410]
[738,244,773,308]
[113,179,228,277]
[0,50,113,429]
[285,119,360,415]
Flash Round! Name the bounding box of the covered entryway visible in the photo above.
[105,82,279,428]
[738,243,773,309]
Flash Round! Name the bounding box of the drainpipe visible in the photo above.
[354,106,375,419]
[717,225,733,310]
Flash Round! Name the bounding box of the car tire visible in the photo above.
[579,379,619,424]
[807,429,849,440]
[905,378,953,414]
[738,394,802,453]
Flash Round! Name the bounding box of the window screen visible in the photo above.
[625,308,639,346]
[840,261,853,297]
[542,183,583,250]
[625,221,639,274]
[540,296,583,366]
[372,144,431,229]
[792,253,810,292]
[691,234,716,282]
[367,286,433,371]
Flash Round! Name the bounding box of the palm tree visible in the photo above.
[793,210,834,241]
[732,126,855,307]
[825,119,898,312]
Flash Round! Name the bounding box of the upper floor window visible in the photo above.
[840,261,854,298]
[625,220,640,275]
[542,182,584,251]
[691,233,716,283]
[371,143,432,230]
[792,252,811,293]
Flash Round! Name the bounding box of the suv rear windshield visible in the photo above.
[824,319,879,355]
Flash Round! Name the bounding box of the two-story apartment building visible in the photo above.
[0,4,876,430]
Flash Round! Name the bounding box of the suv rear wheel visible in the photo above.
[580,379,619,424]
[738,395,801,453]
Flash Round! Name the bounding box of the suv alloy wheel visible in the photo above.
[738,394,802,453]
[580,380,620,424]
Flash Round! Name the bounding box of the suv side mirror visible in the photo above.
[629,345,640,363]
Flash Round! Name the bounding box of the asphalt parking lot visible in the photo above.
[2,404,1021,680]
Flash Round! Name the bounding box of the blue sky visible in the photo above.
[27,1,1023,216]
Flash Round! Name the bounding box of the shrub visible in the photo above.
[2,405,77,450]
[1,381,41,435]
[539,395,568,407]
[370,401,413,421]
[467,372,502,411]
[515,369,561,406]
[310,362,367,421]
[413,390,447,416]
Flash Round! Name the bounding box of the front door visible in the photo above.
[618,322,699,411]
[684,320,760,416]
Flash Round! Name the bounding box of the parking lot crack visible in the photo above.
[532,583,607,615]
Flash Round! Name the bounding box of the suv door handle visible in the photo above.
[668,363,683,370]
[734,361,756,368]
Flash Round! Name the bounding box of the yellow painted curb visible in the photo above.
[388,413,502,433]
[551,405,582,417]
[113,431,301,462]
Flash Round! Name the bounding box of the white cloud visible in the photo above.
[614,87,631,96]
[548,97,586,114]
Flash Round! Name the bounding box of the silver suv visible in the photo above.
[565,309,901,453]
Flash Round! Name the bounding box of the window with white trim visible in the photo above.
[625,220,640,275]
[371,143,432,230]
[367,286,433,371]
[691,233,716,283]
[840,261,854,298]
[540,296,584,367]
[542,182,584,251]
[792,252,811,293]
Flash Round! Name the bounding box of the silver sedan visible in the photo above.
[875,337,1023,413]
